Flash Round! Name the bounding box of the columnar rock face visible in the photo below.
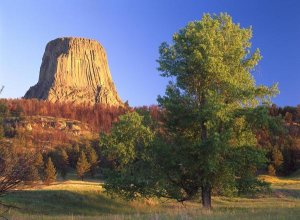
[24,37,123,106]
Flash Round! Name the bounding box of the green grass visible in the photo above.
[1,173,300,220]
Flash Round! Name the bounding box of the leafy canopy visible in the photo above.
[156,13,278,204]
[100,112,156,199]
[100,13,279,208]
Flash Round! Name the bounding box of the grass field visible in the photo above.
[1,173,300,220]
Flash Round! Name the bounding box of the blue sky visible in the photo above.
[0,0,299,107]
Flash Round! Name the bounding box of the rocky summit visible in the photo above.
[24,37,123,106]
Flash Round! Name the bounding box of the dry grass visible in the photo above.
[260,175,300,184]
[1,173,300,219]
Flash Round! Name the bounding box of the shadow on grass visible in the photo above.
[2,190,140,216]
[275,188,300,199]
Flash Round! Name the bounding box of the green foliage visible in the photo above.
[100,112,154,168]
[101,13,278,208]
[155,13,278,207]
[44,158,57,185]
[100,112,156,199]
[76,151,90,180]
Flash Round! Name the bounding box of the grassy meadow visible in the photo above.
[1,172,300,219]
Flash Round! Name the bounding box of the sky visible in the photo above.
[0,0,299,107]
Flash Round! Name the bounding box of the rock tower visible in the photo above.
[24,37,123,106]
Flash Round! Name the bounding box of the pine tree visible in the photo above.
[44,158,57,185]
[59,149,69,179]
[24,165,40,185]
[69,144,80,168]
[86,147,99,178]
[34,152,44,178]
[76,151,90,181]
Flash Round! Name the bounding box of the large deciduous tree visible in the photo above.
[101,13,279,209]
[156,13,278,208]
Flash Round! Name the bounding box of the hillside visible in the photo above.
[3,115,95,148]
[0,98,126,133]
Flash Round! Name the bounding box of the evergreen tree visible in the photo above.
[69,144,80,168]
[24,165,40,185]
[34,152,44,178]
[44,158,57,185]
[76,151,90,180]
[86,147,99,178]
[59,149,69,179]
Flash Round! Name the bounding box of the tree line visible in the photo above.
[0,98,126,132]
[20,143,100,184]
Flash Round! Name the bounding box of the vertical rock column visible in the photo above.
[24,37,123,106]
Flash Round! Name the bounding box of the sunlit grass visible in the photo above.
[1,172,300,219]
[260,175,300,184]
[30,180,103,191]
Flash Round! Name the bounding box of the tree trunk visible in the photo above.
[199,93,211,209]
[201,185,212,209]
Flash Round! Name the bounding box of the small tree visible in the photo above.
[100,111,155,198]
[271,148,284,175]
[59,149,69,179]
[86,147,98,178]
[69,144,80,168]
[44,158,57,185]
[272,148,284,169]
[268,164,276,176]
[34,152,44,178]
[76,151,90,180]
[24,165,40,185]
